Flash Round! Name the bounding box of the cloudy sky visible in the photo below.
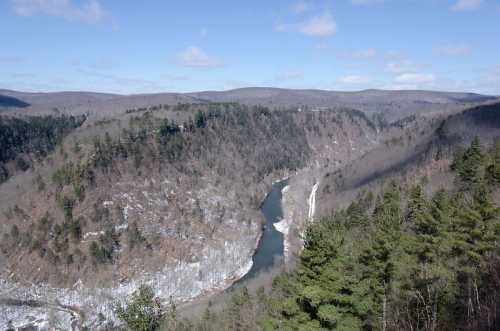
[1,0,499,94]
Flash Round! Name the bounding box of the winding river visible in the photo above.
[232,179,288,287]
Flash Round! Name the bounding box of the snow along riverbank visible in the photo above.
[273,185,290,257]
[274,181,319,261]
[2,176,296,330]
[308,182,319,221]
[0,238,256,330]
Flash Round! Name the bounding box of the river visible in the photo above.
[231,179,288,288]
[179,179,289,317]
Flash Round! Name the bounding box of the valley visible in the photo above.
[2,1,500,329]
[0,88,499,330]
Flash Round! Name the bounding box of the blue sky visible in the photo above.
[1,0,499,94]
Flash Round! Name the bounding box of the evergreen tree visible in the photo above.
[459,137,484,184]
[115,285,163,331]
[488,141,500,183]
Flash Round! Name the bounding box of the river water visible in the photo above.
[232,179,288,287]
[179,179,289,316]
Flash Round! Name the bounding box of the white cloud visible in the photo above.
[352,48,377,59]
[386,60,419,74]
[292,1,312,14]
[275,70,304,81]
[297,12,337,37]
[338,75,371,84]
[277,12,337,37]
[452,0,482,11]
[176,47,221,68]
[394,73,436,84]
[11,0,106,24]
[435,44,470,56]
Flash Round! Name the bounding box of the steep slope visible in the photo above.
[315,101,500,217]
[0,103,380,328]
[108,101,500,331]
[0,92,493,329]
[256,140,500,331]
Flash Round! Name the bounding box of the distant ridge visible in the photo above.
[0,87,496,120]
[0,94,30,108]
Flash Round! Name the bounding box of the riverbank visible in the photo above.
[178,179,289,318]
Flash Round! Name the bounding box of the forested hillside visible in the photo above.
[0,105,312,285]
[4,99,498,330]
[112,138,500,331]
[0,102,381,328]
[261,138,500,330]
[0,114,86,183]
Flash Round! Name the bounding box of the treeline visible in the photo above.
[0,114,85,183]
[109,138,500,331]
[57,103,311,183]
[124,102,242,114]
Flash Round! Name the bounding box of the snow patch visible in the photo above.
[273,185,291,257]
[272,176,289,184]
[83,231,104,240]
[0,238,258,329]
[308,182,319,222]
[115,223,128,232]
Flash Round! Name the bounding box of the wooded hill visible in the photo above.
[111,137,500,331]
[0,103,376,289]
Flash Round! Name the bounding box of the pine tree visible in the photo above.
[359,229,396,330]
[406,186,443,263]
[487,140,500,183]
[373,181,402,229]
[450,147,465,172]
[460,137,484,184]
[115,285,163,331]
[407,185,427,224]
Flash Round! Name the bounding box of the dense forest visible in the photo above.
[107,137,500,331]
[0,114,86,183]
